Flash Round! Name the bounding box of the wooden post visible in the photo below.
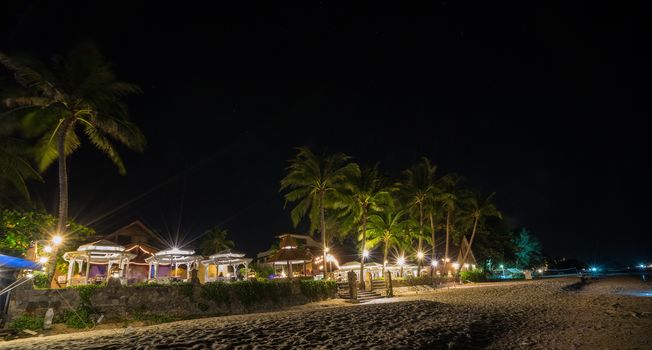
[385,271,393,298]
[347,271,358,302]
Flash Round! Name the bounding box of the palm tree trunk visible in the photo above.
[359,208,368,290]
[49,117,73,282]
[383,241,388,278]
[429,212,435,276]
[319,191,327,277]
[460,216,479,266]
[417,203,423,276]
[445,207,452,271]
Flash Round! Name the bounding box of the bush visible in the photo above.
[300,280,336,300]
[32,272,50,289]
[201,282,231,306]
[60,307,93,329]
[460,269,486,282]
[10,315,44,331]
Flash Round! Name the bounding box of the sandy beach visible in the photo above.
[2,276,650,349]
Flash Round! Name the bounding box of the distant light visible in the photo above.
[590,267,598,272]
[471,264,475,270]
[362,250,369,258]
[431,260,438,267]
[52,235,63,245]
[452,262,460,270]
[638,264,646,269]
[397,256,405,266]
[26,273,33,279]
[111,272,120,278]
[463,263,470,269]
[43,245,53,253]
[384,260,389,266]
[324,247,330,253]
[319,266,323,270]
[39,257,49,264]
[416,251,424,260]
[537,269,543,274]
[499,264,505,269]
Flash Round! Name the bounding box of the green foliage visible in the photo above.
[201,282,231,306]
[514,228,543,268]
[299,280,336,299]
[0,209,95,257]
[460,269,487,282]
[32,271,49,288]
[178,283,194,298]
[72,284,101,306]
[59,307,93,329]
[10,315,44,331]
[200,227,235,255]
[230,280,291,306]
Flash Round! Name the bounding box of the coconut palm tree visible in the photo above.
[200,227,235,255]
[279,146,359,275]
[396,158,437,275]
[0,43,146,237]
[439,173,461,268]
[457,192,502,270]
[365,209,408,277]
[339,164,392,289]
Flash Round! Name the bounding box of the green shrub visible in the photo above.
[60,306,93,329]
[177,283,194,298]
[70,284,102,305]
[460,269,486,282]
[201,282,231,306]
[10,315,44,331]
[32,272,50,289]
[300,280,336,300]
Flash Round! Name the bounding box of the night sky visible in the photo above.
[2,2,648,266]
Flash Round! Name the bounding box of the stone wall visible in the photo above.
[6,279,335,324]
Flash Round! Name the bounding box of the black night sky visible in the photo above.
[2,2,649,265]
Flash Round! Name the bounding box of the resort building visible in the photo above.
[257,233,323,277]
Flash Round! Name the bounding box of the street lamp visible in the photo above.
[416,251,424,260]
[431,260,438,267]
[397,256,405,266]
[362,250,369,259]
[43,245,53,253]
[52,235,63,245]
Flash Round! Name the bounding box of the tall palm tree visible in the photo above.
[200,227,235,255]
[0,44,145,231]
[0,43,146,279]
[365,210,408,277]
[280,146,359,276]
[457,192,502,269]
[339,164,392,289]
[397,158,436,275]
[439,173,460,268]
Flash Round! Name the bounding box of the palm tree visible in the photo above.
[200,227,235,255]
[0,43,146,235]
[339,164,392,289]
[0,43,145,280]
[457,192,502,271]
[279,146,359,276]
[365,210,408,277]
[397,158,436,275]
[439,173,461,268]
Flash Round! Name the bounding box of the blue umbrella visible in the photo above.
[0,254,41,270]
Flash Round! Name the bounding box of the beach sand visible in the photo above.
[1,276,650,349]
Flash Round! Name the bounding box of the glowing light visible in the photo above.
[537,269,543,274]
[111,272,120,278]
[638,264,646,269]
[463,263,470,269]
[319,266,323,270]
[499,264,505,269]
[431,260,438,267]
[590,267,598,272]
[384,260,389,265]
[452,262,460,270]
[362,250,369,258]
[52,235,63,245]
[26,273,33,279]
[43,245,53,253]
[38,257,49,264]
[416,251,424,260]
[397,256,405,266]
[444,258,450,262]
[324,247,330,253]
[471,264,476,269]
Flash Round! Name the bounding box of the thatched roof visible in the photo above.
[266,235,312,263]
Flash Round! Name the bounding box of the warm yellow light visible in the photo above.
[452,262,460,270]
[324,247,330,253]
[39,257,49,264]
[44,245,53,253]
[362,250,369,258]
[463,263,470,269]
[52,235,63,245]
[537,269,543,273]
[431,260,438,267]
[397,256,405,266]
[416,251,424,259]
[26,273,34,279]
